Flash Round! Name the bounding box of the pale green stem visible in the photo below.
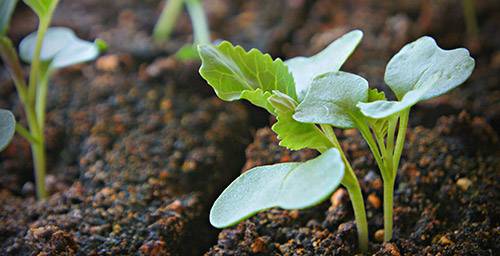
[320,124,369,252]
[27,17,50,105]
[0,37,28,103]
[36,70,50,129]
[185,0,210,44]
[392,110,409,173]
[15,124,39,144]
[153,0,185,42]
[383,175,395,241]
[31,138,47,199]
[25,0,59,200]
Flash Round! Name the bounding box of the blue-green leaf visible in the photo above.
[0,0,18,36]
[358,37,475,119]
[210,148,344,228]
[269,91,332,151]
[198,41,296,114]
[385,36,475,101]
[0,108,15,152]
[19,27,100,69]
[285,30,363,100]
[293,71,369,128]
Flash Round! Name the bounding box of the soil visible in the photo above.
[0,0,499,255]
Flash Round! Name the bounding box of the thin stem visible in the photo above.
[27,17,50,105]
[392,110,409,173]
[462,0,479,39]
[31,138,47,199]
[153,0,185,42]
[344,177,369,252]
[36,70,50,128]
[383,176,395,241]
[0,37,28,103]
[320,124,368,252]
[351,116,384,170]
[15,124,39,144]
[386,116,398,157]
[185,0,210,44]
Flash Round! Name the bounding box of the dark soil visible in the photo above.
[0,0,499,255]
[0,54,250,255]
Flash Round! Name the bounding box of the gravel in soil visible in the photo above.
[207,112,499,255]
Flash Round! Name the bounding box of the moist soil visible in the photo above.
[1,0,499,255]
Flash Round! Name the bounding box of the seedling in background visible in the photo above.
[153,0,210,60]
[0,0,103,199]
[296,37,475,241]
[198,30,371,252]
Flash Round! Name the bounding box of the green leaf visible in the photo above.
[23,0,54,17]
[368,88,386,102]
[198,41,296,114]
[358,66,441,119]
[285,30,363,100]
[210,148,344,228]
[0,108,15,152]
[385,36,475,101]
[293,71,369,128]
[175,44,200,61]
[19,27,100,69]
[0,0,17,36]
[269,91,332,151]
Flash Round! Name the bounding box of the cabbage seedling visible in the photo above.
[0,0,103,199]
[296,37,475,241]
[153,0,210,60]
[197,30,371,252]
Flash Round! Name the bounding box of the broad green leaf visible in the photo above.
[384,36,475,101]
[269,91,332,151]
[0,0,17,36]
[294,71,369,128]
[0,109,15,152]
[285,30,363,100]
[23,0,54,17]
[19,27,100,69]
[210,148,344,228]
[357,68,440,119]
[198,41,296,114]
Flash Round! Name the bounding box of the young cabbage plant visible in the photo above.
[0,0,104,199]
[296,36,475,242]
[198,30,371,252]
[153,0,210,60]
[0,109,16,152]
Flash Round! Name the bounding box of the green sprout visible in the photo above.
[0,0,104,199]
[295,37,475,241]
[197,30,370,252]
[197,30,475,252]
[153,0,210,60]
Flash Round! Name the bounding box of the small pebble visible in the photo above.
[456,177,472,191]
[368,193,381,209]
[439,235,454,246]
[374,229,385,242]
